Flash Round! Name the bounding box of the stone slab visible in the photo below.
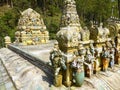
[0,59,16,90]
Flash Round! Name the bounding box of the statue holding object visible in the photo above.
[101,46,110,72]
[71,43,85,86]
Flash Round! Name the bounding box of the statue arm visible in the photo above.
[84,62,89,66]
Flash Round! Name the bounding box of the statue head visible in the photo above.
[100,22,103,28]
[83,26,88,31]
[78,43,84,50]
[54,41,59,49]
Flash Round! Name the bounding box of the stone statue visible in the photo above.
[15,31,20,44]
[111,41,120,65]
[84,48,94,78]
[50,41,66,87]
[89,43,100,74]
[93,46,101,73]
[71,43,85,86]
[109,47,115,69]
[4,36,11,48]
[101,46,110,72]
[89,43,95,56]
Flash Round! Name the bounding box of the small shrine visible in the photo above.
[90,22,111,50]
[15,8,49,45]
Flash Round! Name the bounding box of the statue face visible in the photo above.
[54,45,59,50]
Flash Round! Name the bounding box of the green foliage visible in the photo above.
[13,0,31,10]
[0,8,19,47]
[43,14,61,39]
[76,0,118,26]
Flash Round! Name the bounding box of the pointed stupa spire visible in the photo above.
[60,0,82,30]
[57,0,82,53]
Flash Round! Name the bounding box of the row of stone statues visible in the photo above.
[50,40,120,87]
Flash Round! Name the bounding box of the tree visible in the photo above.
[76,0,115,26]
[0,9,19,47]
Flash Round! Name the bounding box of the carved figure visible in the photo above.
[50,42,66,86]
[15,31,20,44]
[71,43,85,86]
[89,44,100,74]
[84,49,94,78]
[4,36,11,47]
[101,46,110,72]
[109,47,115,69]
[89,43,95,56]
[111,41,120,65]
[93,46,101,73]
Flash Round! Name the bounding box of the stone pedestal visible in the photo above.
[63,54,73,86]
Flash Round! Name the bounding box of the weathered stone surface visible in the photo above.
[0,59,16,90]
[0,48,50,90]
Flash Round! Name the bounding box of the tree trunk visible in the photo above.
[10,0,13,8]
[118,0,120,18]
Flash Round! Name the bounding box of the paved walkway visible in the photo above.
[0,60,16,90]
